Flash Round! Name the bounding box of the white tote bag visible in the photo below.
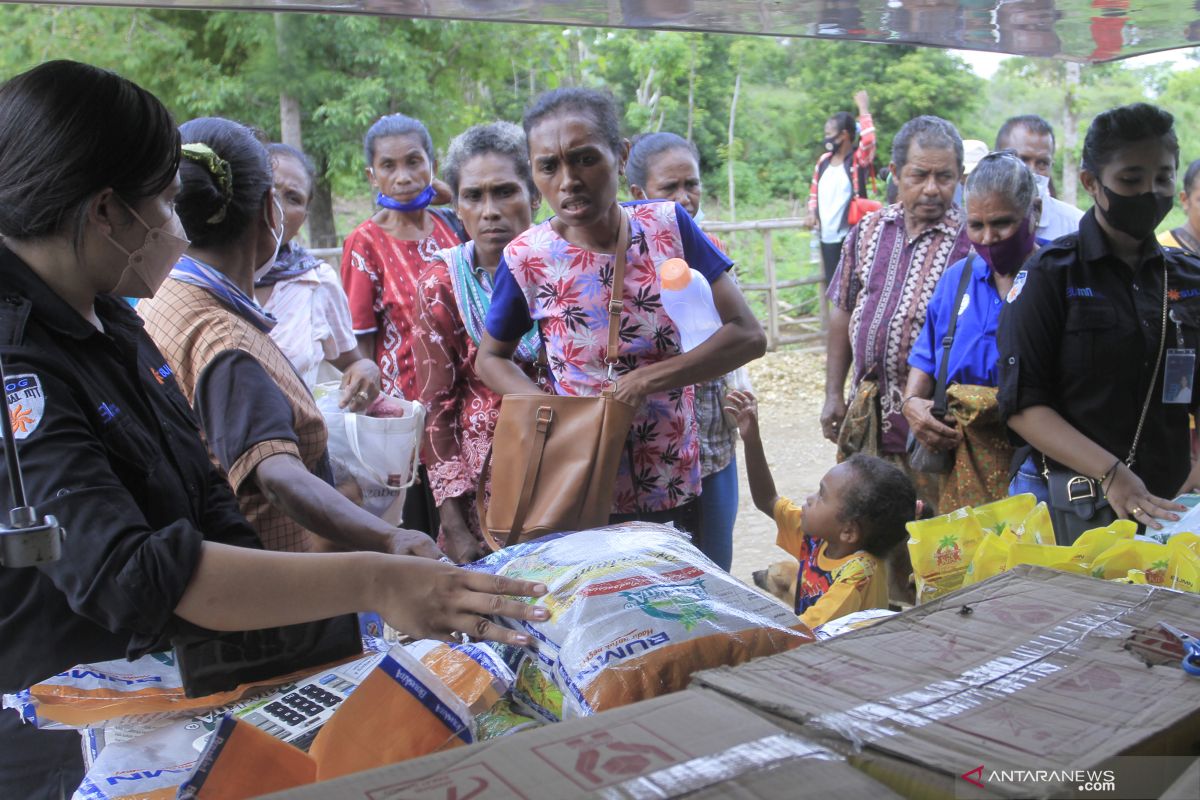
[314,383,425,525]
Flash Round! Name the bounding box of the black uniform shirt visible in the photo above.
[997,209,1200,498]
[0,246,261,693]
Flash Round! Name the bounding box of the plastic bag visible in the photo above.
[467,523,812,719]
[906,506,986,602]
[972,493,1036,537]
[313,383,424,524]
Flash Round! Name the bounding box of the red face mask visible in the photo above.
[974,216,1036,276]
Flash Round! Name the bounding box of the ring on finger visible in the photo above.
[450,630,471,645]
[355,391,369,402]
[1130,506,1144,517]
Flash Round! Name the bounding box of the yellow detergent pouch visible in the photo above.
[1005,542,1089,574]
[972,494,1036,537]
[1071,522,1136,564]
[906,507,985,603]
[1111,570,1148,585]
[1090,540,1171,582]
[1168,532,1200,555]
[1167,537,1200,593]
[1012,502,1055,544]
[961,531,1012,587]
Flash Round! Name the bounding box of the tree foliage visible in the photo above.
[1,5,1116,237]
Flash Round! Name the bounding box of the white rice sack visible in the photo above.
[468,523,813,719]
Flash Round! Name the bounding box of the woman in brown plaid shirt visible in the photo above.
[0,61,548,799]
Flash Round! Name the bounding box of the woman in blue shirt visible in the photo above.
[902,151,1042,511]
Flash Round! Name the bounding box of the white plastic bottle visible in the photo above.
[658,258,754,425]
[659,258,722,352]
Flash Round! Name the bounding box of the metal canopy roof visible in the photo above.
[17,1,1200,63]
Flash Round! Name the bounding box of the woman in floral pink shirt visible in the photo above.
[478,88,765,531]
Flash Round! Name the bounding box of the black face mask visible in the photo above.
[823,136,839,153]
[1097,183,1174,241]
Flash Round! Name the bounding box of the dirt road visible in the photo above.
[726,349,837,586]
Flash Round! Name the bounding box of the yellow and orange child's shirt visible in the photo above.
[773,497,889,628]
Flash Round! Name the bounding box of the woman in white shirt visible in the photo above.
[256,143,380,410]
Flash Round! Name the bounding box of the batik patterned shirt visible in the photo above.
[828,203,970,454]
[487,200,733,514]
[341,216,462,401]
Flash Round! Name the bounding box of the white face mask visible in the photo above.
[253,197,285,283]
[107,201,191,299]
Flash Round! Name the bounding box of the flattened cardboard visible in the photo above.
[260,688,901,800]
[693,566,1200,799]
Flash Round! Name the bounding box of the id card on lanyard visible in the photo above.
[1165,308,1195,405]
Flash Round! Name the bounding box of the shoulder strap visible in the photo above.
[932,256,976,416]
[606,209,630,370]
[430,207,469,244]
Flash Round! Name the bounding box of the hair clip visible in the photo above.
[181,143,233,224]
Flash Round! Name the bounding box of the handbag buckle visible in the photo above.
[535,406,553,432]
[1066,475,1096,503]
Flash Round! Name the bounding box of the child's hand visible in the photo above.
[724,390,760,440]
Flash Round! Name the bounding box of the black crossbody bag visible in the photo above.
[906,256,976,474]
[1043,259,1168,545]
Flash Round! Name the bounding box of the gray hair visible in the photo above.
[442,121,535,200]
[891,115,964,175]
[363,113,433,166]
[964,151,1037,216]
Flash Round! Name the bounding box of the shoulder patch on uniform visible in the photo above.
[1007,270,1028,303]
[5,374,45,440]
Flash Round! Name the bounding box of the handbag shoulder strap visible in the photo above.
[606,208,631,372]
[933,255,976,416]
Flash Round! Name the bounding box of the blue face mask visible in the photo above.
[376,185,436,212]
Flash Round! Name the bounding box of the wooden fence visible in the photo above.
[699,217,827,351]
[310,216,827,352]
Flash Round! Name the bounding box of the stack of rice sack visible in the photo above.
[907,494,1200,603]
[56,523,812,799]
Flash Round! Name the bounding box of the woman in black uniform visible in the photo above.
[0,61,546,799]
[998,103,1200,540]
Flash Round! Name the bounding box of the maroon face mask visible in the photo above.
[974,216,1036,276]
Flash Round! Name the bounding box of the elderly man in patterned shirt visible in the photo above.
[822,116,971,501]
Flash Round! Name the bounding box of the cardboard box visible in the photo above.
[260,687,902,799]
[692,566,1200,799]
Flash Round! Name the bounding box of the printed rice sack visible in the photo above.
[906,506,986,602]
[73,717,205,800]
[467,523,813,719]
[5,637,388,732]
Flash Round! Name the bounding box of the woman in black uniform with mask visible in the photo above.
[998,103,1200,541]
[0,60,546,799]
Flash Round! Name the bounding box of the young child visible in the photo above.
[725,390,916,628]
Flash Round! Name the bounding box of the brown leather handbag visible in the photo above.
[477,212,637,550]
